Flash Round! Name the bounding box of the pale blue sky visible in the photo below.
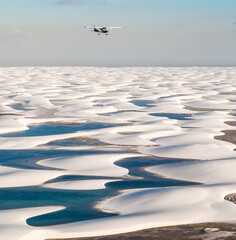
[0,0,235,66]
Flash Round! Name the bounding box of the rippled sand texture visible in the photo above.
[0,67,235,240]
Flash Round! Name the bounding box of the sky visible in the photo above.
[0,0,236,66]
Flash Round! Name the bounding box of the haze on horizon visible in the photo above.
[0,0,236,67]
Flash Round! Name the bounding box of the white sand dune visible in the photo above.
[147,158,236,184]
[0,206,64,240]
[0,165,62,188]
[0,67,235,240]
[0,133,81,149]
[18,184,236,240]
[39,153,135,177]
[0,115,28,134]
[43,179,119,190]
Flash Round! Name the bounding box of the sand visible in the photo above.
[0,67,235,240]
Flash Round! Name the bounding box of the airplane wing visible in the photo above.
[107,27,122,30]
[85,26,95,29]
[85,26,103,29]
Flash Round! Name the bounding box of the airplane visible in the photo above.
[85,25,122,35]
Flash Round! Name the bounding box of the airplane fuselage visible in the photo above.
[94,27,109,34]
[86,25,121,35]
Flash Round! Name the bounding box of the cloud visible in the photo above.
[0,29,33,37]
[57,0,84,5]
[56,0,108,5]
[10,30,28,36]
[234,21,236,25]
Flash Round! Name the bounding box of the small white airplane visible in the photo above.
[85,25,122,35]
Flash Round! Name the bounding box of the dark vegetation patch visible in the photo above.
[48,222,236,240]
[215,130,236,145]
